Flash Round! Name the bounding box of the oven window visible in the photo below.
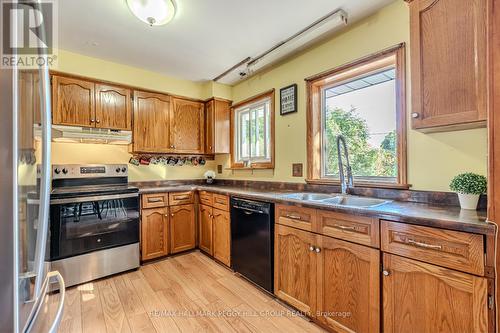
[50,196,139,260]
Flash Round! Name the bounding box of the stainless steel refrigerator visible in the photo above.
[0,1,65,332]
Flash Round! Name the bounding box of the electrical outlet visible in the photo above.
[217,164,223,174]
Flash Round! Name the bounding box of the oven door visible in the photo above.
[49,193,139,260]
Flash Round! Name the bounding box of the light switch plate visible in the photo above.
[292,163,303,177]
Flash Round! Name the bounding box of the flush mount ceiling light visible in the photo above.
[126,0,176,26]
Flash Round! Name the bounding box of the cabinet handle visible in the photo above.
[174,195,190,200]
[406,239,442,250]
[284,214,302,220]
[333,224,356,231]
[382,270,390,276]
[411,112,420,119]
[315,247,321,253]
[148,198,163,203]
[309,246,315,252]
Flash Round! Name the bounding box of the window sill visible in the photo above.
[305,178,411,190]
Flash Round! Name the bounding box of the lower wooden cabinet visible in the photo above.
[317,235,380,333]
[198,204,213,255]
[169,204,196,254]
[383,254,488,333]
[213,208,230,266]
[274,224,317,315]
[141,207,169,261]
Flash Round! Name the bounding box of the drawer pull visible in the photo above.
[407,239,442,250]
[174,195,190,200]
[284,214,302,220]
[148,198,164,203]
[333,224,356,231]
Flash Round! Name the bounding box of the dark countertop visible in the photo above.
[136,184,495,235]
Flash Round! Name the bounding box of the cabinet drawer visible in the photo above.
[275,204,317,232]
[169,191,194,206]
[199,191,213,206]
[317,210,379,247]
[212,194,229,211]
[142,193,168,208]
[381,221,484,275]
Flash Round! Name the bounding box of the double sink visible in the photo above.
[279,192,391,208]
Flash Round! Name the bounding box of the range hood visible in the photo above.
[35,125,132,145]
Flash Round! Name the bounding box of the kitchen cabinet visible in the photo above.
[407,0,488,131]
[170,98,204,154]
[52,74,132,130]
[95,83,132,130]
[317,235,380,333]
[52,75,95,127]
[382,254,488,333]
[213,208,230,266]
[205,98,231,154]
[133,90,171,153]
[198,204,213,255]
[141,207,169,261]
[169,204,196,254]
[274,224,317,315]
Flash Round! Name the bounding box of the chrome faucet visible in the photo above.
[336,135,353,194]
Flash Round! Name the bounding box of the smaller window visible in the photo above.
[231,90,274,168]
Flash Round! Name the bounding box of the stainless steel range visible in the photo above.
[49,164,140,288]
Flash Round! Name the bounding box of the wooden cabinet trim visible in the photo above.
[381,220,485,276]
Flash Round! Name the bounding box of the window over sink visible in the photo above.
[231,90,274,169]
[306,44,407,188]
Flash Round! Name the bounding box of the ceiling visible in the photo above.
[58,0,394,83]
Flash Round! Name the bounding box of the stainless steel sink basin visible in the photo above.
[321,196,391,208]
[280,193,336,201]
[280,192,391,208]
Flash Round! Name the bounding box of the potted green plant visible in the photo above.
[449,173,487,210]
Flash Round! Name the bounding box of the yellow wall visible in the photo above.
[46,49,226,181]
[215,1,488,191]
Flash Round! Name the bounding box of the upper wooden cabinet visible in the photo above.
[52,75,95,127]
[133,91,171,153]
[52,75,132,131]
[205,98,231,154]
[383,254,488,333]
[407,0,488,131]
[95,84,132,130]
[170,98,204,154]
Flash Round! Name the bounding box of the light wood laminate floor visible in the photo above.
[45,251,325,333]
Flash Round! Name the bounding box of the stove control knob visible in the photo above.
[62,168,68,174]
[54,168,61,174]
[121,167,126,173]
[116,167,121,173]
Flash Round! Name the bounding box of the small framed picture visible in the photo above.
[280,84,297,115]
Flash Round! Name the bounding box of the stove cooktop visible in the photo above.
[50,184,138,199]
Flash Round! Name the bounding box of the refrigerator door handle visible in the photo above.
[24,271,65,333]
[31,62,52,300]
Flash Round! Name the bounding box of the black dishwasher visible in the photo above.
[230,197,274,293]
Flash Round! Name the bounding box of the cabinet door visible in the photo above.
[95,84,132,130]
[409,0,487,130]
[198,204,213,255]
[170,98,204,153]
[133,91,171,153]
[274,224,317,315]
[205,100,215,154]
[205,99,231,154]
[169,204,196,254]
[52,75,95,127]
[317,235,380,333]
[141,207,169,261]
[383,254,488,333]
[213,208,230,266]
